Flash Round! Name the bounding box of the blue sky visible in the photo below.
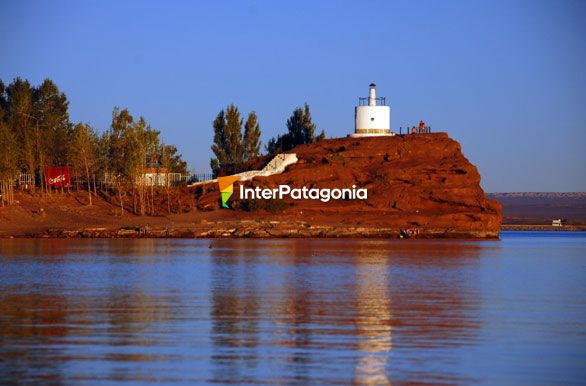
[1,0,585,192]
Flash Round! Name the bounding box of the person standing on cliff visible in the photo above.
[411,126,417,134]
[419,120,426,133]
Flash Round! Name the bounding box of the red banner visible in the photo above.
[45,166,72,188]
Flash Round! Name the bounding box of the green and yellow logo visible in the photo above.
[217,175,241,208]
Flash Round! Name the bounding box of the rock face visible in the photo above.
[196,133,502,238]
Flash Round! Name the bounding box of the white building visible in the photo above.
[351,83,394,137]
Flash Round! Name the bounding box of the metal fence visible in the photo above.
[398,126,432,135]
[12,171,217,189]
[17,172,33,188]
[101,172,194,187]
[191,173,214,183]
[358,96,387,106]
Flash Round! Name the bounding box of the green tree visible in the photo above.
[160,143,173,214]
[0,80,7,120]
[162,144,187,174]
[210,105,262,176]
[224,104,244,165]
[266,103,325,155]
[243,111,261,161]
[33,79,71,192]
[107,107,135,215]
[0,120,19,206]
[159,143,188,214]
[96,130,112,189]
[128,117,148,215]
[143,124,162,216]
[6,78,36,184]
[210,110,226,176]
[70,123,98,205]
[210,105,244,175]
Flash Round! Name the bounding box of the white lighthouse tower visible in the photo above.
[351,83,394,137]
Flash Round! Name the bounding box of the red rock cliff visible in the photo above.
[196,133,502,238]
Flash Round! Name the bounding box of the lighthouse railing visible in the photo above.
[358,96,386,106]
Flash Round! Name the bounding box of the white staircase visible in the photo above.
[188,153,298,187]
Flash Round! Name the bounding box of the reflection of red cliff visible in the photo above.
[198,133,502,238]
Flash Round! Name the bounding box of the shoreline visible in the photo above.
[0,225,586,241]
[500,224,586,231]
[0,222,500,239]
[0,219,586,240]
[0,224,581,241]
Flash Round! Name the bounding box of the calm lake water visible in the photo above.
[1,232,585,385]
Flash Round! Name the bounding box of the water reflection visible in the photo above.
[0,238,500,385]
[210,242,260,384]
[0,292,69,386]
[207,240,486,384]
[352,245,393,385]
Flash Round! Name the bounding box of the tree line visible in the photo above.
[210,103,324,176]
[1,77,328,211]
[0,77,187,214]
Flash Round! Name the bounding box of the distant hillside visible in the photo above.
[489,192,586,199]
[488,192,586,225]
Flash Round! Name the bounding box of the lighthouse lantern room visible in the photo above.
[351,83,394,137]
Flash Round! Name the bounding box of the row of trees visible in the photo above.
[210,103,324,176]
[70,108,187,215]
[0,78,70,205]
[0,78,187,214]
[2,77,328,210]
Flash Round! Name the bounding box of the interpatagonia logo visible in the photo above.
[218,175,368,208]
[217,175,241,208]
[240,184,368,202]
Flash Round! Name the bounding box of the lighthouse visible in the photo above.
[351,83,394,137]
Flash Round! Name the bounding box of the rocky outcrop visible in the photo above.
[195,133,502,238]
